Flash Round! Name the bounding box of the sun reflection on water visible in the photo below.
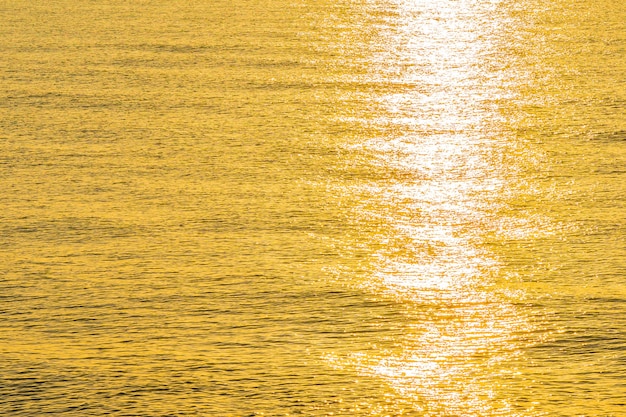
[326,0,549,414]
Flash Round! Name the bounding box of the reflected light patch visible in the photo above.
[326,0,546,414]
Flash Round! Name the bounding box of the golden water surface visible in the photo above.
[1,0,625,416]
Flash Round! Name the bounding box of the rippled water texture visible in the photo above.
[1,0,625,416]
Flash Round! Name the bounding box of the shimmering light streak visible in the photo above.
[327,0,546,414]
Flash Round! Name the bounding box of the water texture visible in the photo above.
[1,0,625,415]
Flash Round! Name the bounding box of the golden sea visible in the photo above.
[1,0,625,415]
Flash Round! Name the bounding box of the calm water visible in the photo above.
[1,0,625,415]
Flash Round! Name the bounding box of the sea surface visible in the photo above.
[1,0,625,416]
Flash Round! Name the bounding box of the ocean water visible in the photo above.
[1,0,625,416]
